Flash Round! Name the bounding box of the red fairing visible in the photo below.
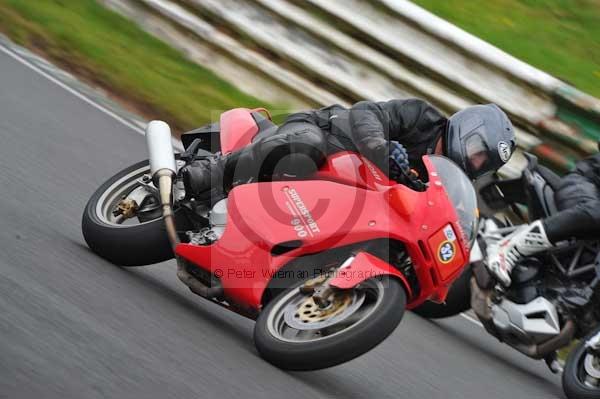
[328,251,413,298]
[219,108,259,154]
[176,180,398,308]
[175,154,469,311]
[315,151,395,190]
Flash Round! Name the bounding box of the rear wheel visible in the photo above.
[82,159,192,266]
[563,327,600,399]
[254,275,406,370]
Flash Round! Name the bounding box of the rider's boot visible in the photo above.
[544,352,563,374]
[181,156,227,206]
[181,150,254,206]
[485,220,552,286]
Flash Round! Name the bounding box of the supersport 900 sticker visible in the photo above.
[283,187,321,238]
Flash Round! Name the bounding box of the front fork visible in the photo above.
[299,257,356,308]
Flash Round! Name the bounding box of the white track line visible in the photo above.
[0,43,145,135]
[460,312,483,328]
[0,41,184,151]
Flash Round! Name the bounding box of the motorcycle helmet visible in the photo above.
[445,104,516,179]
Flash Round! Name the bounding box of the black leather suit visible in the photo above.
[544,153,600,242]
[221,99,447,189]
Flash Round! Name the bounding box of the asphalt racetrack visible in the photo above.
[0,45,563,398]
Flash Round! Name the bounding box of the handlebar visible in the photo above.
[389,156,426,191]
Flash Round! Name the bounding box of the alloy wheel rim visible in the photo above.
[266,278,384,343]
[95,165,159,227]
[582,352,600,388]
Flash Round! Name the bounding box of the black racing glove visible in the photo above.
[388,141,410,182]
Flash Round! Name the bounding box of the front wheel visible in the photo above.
[254,276,406,370]
[563,326,600,399]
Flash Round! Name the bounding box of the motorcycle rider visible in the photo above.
[182,99,516,203]
[486,148,600,286]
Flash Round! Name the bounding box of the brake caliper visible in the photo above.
[113,198,138,219]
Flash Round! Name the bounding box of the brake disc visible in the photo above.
[283,288,366,330]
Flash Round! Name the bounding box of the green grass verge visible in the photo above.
[411,0,600,98]
[0,0,286,132]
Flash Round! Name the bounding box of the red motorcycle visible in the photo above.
[82,108,478,370]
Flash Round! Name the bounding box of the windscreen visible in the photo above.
[427,155,479,247]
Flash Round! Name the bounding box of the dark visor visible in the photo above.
[465,134,490,174]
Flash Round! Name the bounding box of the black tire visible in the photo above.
[254,276,406,370]
[82,159,191,266]
[412,265,472,319]
[563,327,600,399]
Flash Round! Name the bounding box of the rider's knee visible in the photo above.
[259,122,326,177]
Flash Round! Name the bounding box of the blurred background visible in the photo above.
[0,2,599,398]
[0,0,599,171]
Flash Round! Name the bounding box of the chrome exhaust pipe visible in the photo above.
[146,120,176,178]
[145,121,223,299]
[145,120,178,248]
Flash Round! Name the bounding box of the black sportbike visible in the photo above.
[415,153,600,399]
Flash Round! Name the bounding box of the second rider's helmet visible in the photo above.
[444,104,516,179]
